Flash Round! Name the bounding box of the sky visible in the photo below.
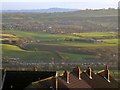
[1,0,119,10]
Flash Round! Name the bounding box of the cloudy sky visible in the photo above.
[1,0,119,10]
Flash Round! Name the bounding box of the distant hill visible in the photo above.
[2,9,118,33]
[2,8,79,13]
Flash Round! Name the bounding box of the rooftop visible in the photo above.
[26,65,119,90]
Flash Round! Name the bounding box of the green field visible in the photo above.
[3,30,78,41]
[2,44,63,62]
[2,44,95,62]
[60,52,94,61]
[2,30,118,64]
[74,32,117,38]
[2,30,118,47]
[103,39,118,44]
[40,41,117,47]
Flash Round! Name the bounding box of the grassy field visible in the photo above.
[3,30,78,41]
[60,52,94,61]
[2,30,118,47]
[2,44,95,62]
[3,30,118,41]
[40,41,117,47]
[2,44,62,62]
[2,30,118,64]
[103,39,118,44]
[73,32,117,38]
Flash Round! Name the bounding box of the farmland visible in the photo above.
[2,30,118,64]
[1,9,119,72]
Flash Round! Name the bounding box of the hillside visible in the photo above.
[2,9,118,33]
[2,30,118,70]
[2,9,119,71]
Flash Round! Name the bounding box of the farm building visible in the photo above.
[26,65,119,90]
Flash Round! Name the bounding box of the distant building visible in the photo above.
[26,65,119,90]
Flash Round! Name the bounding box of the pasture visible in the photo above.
[74,32,117,38]
[2,44,95,63]
[2,30,118,64]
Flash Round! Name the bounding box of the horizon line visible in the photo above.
[1,7,118,11]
